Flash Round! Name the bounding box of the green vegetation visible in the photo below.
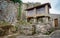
[10,0,22,20]
[10,0,22,3]
[0,20,11,27]
[17,20,31,25]
[0,21,13,36]
[0,28,5,36]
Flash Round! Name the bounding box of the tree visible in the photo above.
[10,0,22,20]
[10,0,22,3]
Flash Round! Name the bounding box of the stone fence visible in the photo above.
[0,30,60,38]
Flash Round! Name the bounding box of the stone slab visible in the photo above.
[50,30,60,38]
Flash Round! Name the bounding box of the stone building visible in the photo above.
[25,3,51,24]
[25,3,60,28]
[49,14,60,29]
[21,2,41,20]
[25,3,60,34]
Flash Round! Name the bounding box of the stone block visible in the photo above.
[50,30,60,38]
[19,24,35,35]
[36,23,52,34]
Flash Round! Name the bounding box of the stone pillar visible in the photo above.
[34,8,37,24]
[46,17,49,23]
[34,17,36,23]
[43,17,49,23]
[45,5,49,23]
[45,5,49,14]
[26,11,28,22]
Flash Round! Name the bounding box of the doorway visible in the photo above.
[54,18,58,27]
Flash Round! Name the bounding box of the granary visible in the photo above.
[25,3,60,28]
[25,3,51,24]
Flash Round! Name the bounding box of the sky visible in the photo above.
[22,0,60,14]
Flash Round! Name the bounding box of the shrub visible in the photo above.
[0,21,13,36]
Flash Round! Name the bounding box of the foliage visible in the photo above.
[0,20,13,36]
[10,0,22,3]
[0,28,5,36]
[15,25,18,31]
[10,0,22,19]
[0,20,11,26]
[17,20,31,25]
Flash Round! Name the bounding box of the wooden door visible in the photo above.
[54,18,58,27]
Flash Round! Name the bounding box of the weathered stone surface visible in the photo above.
[36,23,52,34]
[1,30,60,38]
[50,30,60,38]
[16,35,49,38]
[0,35,50,38]
[0,0,18,25]
[19,24,35,35]
[8,36,16,38]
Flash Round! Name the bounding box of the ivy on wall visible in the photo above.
[10,0,22,19]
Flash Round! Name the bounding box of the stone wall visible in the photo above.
[50,14,60,29]
[18,23,53,35]
[19,24,36,35]
[0,0,19,25]
[0,30,60,38]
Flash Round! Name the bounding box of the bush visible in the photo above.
[0,28,5,36]
[0,20,11,26]
[0,21,14,36]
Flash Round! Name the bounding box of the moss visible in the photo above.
[0,21,14,36]
[17,20,31,25]
[0,21,11,27]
